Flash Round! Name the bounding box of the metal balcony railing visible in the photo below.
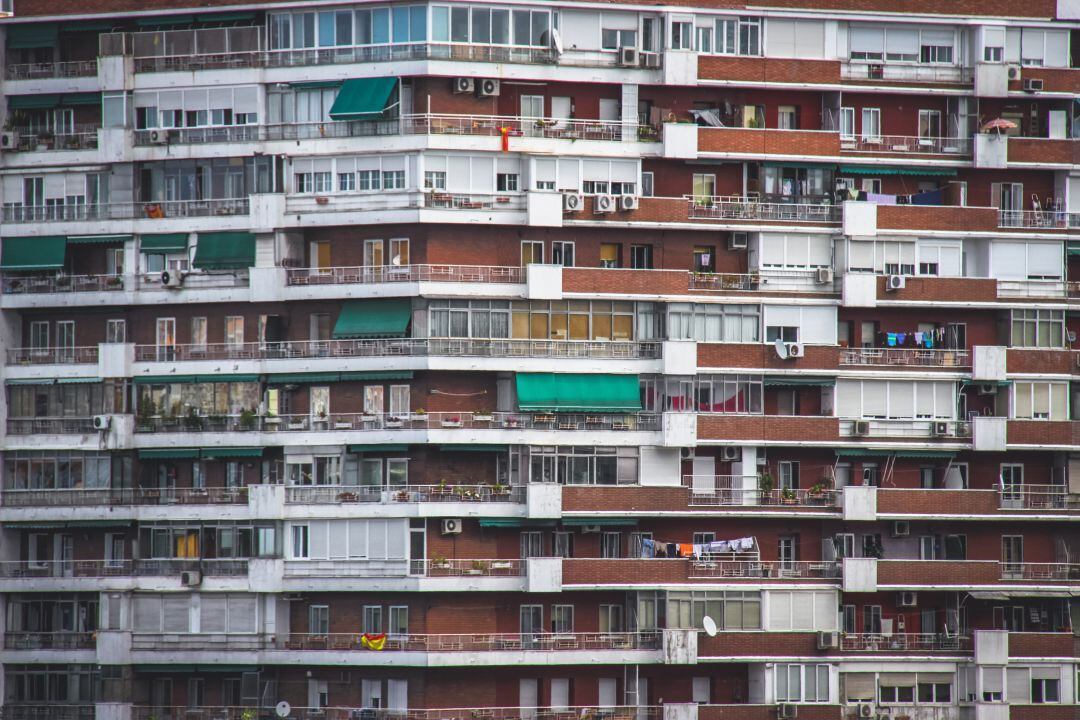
[0,486,248,507]
[5,59,98,80]
[996,279,1067,298]
[689,268,835,292]
[688,560,840,579]
[997,209,1080,229]
[839,418,971,439]
[0,198,249,223]
[134,705,660,720]
[998,483,1078,510]
[6,417,97,435]
[285,264,524,285]
[1000,562,1080,581]
[839,347,970,367]
[839,632,972,652]
[3,631,96,650]
[1,274,125,294]
[280,631,660,652]
[284,484,525,505]
[134,338,659,362]
[9,125,99,151]
[841,62,974,84]
[682,478,837,508]
[840,134,971,155]
[687,195,840,223]
[6,346,99,364]
[1,706,96,720]
[0,558,249,578]
[135,411,662,433]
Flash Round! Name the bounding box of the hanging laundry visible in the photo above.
[910,189,943,206]
[866,193,897,205]
[640,538,656,558]
[677,543,695,558]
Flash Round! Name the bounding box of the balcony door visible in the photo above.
[1001,535,1023,577]
[521,95,544,136]
[519,605,543,647]
[156,317,176,361]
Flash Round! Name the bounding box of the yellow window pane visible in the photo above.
[569,314,589,340]
[530,313,549,339]
[593,315,612,340]
[613,315,632,340]
[512,312,530,339]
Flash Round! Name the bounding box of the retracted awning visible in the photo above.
[441,444,509,453]
[1068,242,1080,257]
[838,165,957,177]
[61,92,101,107]
[67,234,131,245]
[562,517,639,527]
[834,448,891,457]
[961,379,1011,387]
[8,94,61,110]
[200,447,262,459]
[134,374,260,384]
[192,232,256,270]
[135,14,195,27]
[349,444,410,453]
[268,371,413,384]
[138,449,200,460]
[12,520,131,529]
[55,377,100,384]
[7,24,58,49]
[195,11,257,22]
[763,376,835,387]
[1,236,66,271]
[893,450,955,459]
[332,299,412,339]
[478,518,557,528]
[328,77,398,121]
[515,373,642,412]
[141,233,189,253]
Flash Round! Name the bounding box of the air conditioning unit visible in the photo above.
[891,520,910,538]
[180,570,201,586]
[619,47,640,67]
[161,270,182,288]
[932,421,952,437]
[886,275,906,291]
[619,194,639,211]
[777,704,797,720]
[956,423,971,437]
[785,342,805,358]
[858,705,875,719]
[92,415,111,431]
[580,525,603,534]
[680,447,695,460]
[1023,78,1043,92]
[453,77,475,94]
[1007,64,1021,80]
[641,52,661,68]
[897,591,918,607]
[978,384,998,396]
[816,631,839,650]
[853,420,871,436]
[441,518,462,535]
[816,267,834,284]
[149,129,170,145]
[594,194,616,214]
[563,193,584,212]
[728,232,748,250]
[476,78,500,97]
[0,131,18,151]
[721,446,740,462]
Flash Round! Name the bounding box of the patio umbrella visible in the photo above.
[982,118,1017,134]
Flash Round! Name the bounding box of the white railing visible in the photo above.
[5,59,98,80]
[133,707,660,720]
[688,560,840,579]
[687,195,840,223]
[1000,562,1080,580]
[998,483,1076,510]
[841,134,971,155]
[1,198,249,223]
[1,486,248,507]
[997,209,1080,229]
[6,417,97,435]
[2,273,124,294]
[996,279,1066,298]
[689,268,834,292]
[280,630,658,651]
[839,347,970,367]
[683,476,837,507]
[285,263,524,285]
[403,113,654,142]
[840,418,971,439]
[9,124,99,151]
[840,633,972,652]
[0,558,248,577]
[7,346,99,364]
[284,483,525,504]
[841,61,974,84]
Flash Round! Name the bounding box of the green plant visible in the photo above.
[239,408,257,430]
[471,559,490,571]
[492,482,508,494]
[758,472,774,494]
[137,396,157,420]
[240,709,257,720]
[183,408,204,431]
[781,487,797,502]
[169,400,182,418]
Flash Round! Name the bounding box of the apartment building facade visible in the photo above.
[0,0,1078,719]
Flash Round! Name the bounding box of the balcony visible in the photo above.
[134,411,662,434]
[839,418,970,440]
[699,706,841,720]
[996,279,1066,298]
[875,559,1080,588]
[1,707,95,720]
[279,630,660,652]
[285,264,523,286]
[1,486,248,508]
[8,125,99,151]
[1006,137,1080,166]
[2,273,124,295]
[688,560,840,579]
[135,339,660,364]
[284,190,525,217]
[841,61,973,85]
[6,346,99,365]
[840,134,971,157]
[0,558,249,579]
[697,127,840,158]
[839,348,970,368]
[999,484,1080,511]
[4,60,98,80]
[997,209,1080,230]
[683,477,837,509]
[1000,562,1080,582]
[281,557,520,579]
[687,196,840,224]
[284,483,525,504]
[132,707,660,720]
[3,631,96,649]
[0,198,249,224]
[689,268,837,294]
[839,632,972,653]
[561,558,840,586]
[697,415,840,443]
[6,417,96,435]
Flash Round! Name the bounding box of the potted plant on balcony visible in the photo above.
[431,554,452,570]
[468,559,490,575]
[441,414,463,428]
[240,710,257,720]
[183,408,204,432]
[863,537,885,559]
[35,131,54,150]
[105,275,122,289]
[313,409,328,430]
[780,487,797,504]
[473,410,493,422]
[386,415,405,429]
[239,408,257,431]
[395,488,411,502]
[491,482,510,498]
[758,471,775,502]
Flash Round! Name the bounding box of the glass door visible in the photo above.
[156,318,176,361]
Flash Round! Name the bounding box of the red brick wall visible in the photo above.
[563,268,690,295]
[698,632,822,658]
[876,205,999,233]
[1007,420,1077,447]
[697,343,840,371]
[1007,349,1077,375]
[697,57,841,85]
[876,560,1000,586]
[875,276,999,303]
[698,128,840,157]
[1008,138,1080,166]
[697,415,840,443]
[877,489,999,515]
[1007,632,1076,658]
[1012,68,1080,95]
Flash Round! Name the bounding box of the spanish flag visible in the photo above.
[361,633,387,651]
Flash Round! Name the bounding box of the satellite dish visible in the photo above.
[774,337,789,359]
[275,701,292,718]
[702,616,718,637]
[552,28,564,54]
[391,254,401,266]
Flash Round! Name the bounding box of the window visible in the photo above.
[224,316,244,348]
[600,244,620,269]
[520,241,543,266]
[382,170,405,189]
[551,605,574,633]
[1010,309,1064,348]
[388,606,408,636]
[294,173,313,193]
[665,590,761,630]
[839,107,855,138]
[778,535,798,568]
[880,684,916,704]
[863,605,882,634]
[520,531,543,558]
[671,21,692,49]
[553,532,573,558]
[291,525,309,558]
[696,27,712,53]
[602,28,637,50]
[338,173,356,191]
[496,173,519,192]
[363,605,383,634]
[921,43,953,64]
[776,664,829,703]
[1012,382,1068,421]
[552,241,575,267]
[641,172,654,197]
[600,532,622,558]
[778,462,799,490]
[918,683,952,704]
[738,17,761,55]
[777,106,797,130]
[861,108,881,141]
[599,604,623,632]
[1031,676,1059,704]
[105,319,127,344]
[389,385,410,416]
[309,605,329,635]
[424,171,446,190]
[692,174,716,204]
[191,317,207,352]
[666,303,759,343]
[630,244,653,269]
[358,170,381,191]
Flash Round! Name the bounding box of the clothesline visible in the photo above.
[639,536,757,559]
[842,187,944,206]
[877,327,946,349]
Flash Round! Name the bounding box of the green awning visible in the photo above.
[479,518,557,528]
[269,371,414,384]
[562,517,639,527]
[55,377,100,384]
[135,14,195,27]
[134,374,260,384]
[340,371,413,381]
[12,520,131,529]
[1068,242,1080,257]
[134,665,257,673]
[441,444,509,453]
[192,232,256,270]
[763,376,835,387]
[6,379,53,385]
[515,373,642,412]
[763,161,836,170]
[894,450,956,459]
[8,94,60,110]
[328,77,398,121]
[7,24,58,49]
[141,233,189,253]
[961,379,1011,387]
[332,299,411,339]
[67,234,131,245]
[2,236,66,271]
[196,11,257,22]
[835,449,891,457]
[61,93,101,107]
[138,449,200,460]
[838,165,957,177]
[201,447,262,459]
[349,444,409,453]
[290,81,343,90]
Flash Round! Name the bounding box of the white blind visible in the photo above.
[1006,668,1030,703]
[309,520,329,559]
[984,26,1006,48]
[387,519,408,558]
[602,11,638,31]
[935,382,955,418]
[1031,666,1060,680]
[1021,30,1045,61]
[1027,243,1062,278]
[1045,31,1068,67]
[880,673,917,686]
[348,519,369,558]
[184,89,209,109]
[610,161,638,183]
[44,174,66,197]
[472,157,495,192]
[808,236,831,267]
[862,380,887,417]
[920,29,954,45]
[381,155,406,171]
[201,595,228,633]
[786,235,810,267]
[163,595,190,633]
[794,21,825,58]
[329,521,348,559]
[843,674,875,701]
[849,241,875,269]
[387,680,409,710]
[448,156,470,186]
[890,382,915,418]
[134,596,162,631]
[769,591,793,630]
[229,595,257,633]
[886,28,919,54]
[761,234,786,266]
[835,381,862,417]
[233,86,258,113]
[534,159,556,183]
[558,159,580,189]
[791,595,814,629]
[982,668,1003,693]
[426,156,448,173]
[369,519,389,558]
[766,20,796,57]
[801,306,837,344]
[208,88,233,109]
[496,157,519,174]
[850,26,885,53]
[991,241,1027,279]
[158,91,183,111]
[814,591,837,630]
[582,160,611,181]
